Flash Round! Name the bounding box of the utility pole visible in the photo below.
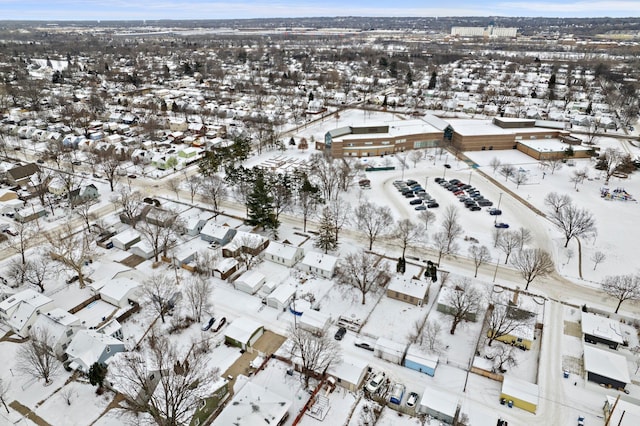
[493,255,501,283]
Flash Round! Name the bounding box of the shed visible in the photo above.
[298,252,338,279]
[328,355,369,392]
[129,240,155,260]
[213,257,239,280]
[266,284,296,311]
[581,311,624,349]
[374,337,407,365]
[234,270,266,295]
[264,241,304,267]
[418,387,459,424]
[224,317,264,350]
[297,309,331,336]
[404,344,439,376]
[583,345,630,389]
[386,275,429,306]
[500,376,539,413]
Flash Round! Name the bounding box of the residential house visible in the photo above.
[233,270,266,295]
[129,240,155,260]
[263,241,304,267]
[222,231,269,258]
[213,257,239,280]
[66,329,125,373]
[119,202,151,226]
[328,355,368,392]
[6,163,40,187]
[69,184,99,206]
[31,308,82,358]
[224,317,264,351]
[297,252,338,279]
[200,222,236,245]
[0,289,55,337]
[266,284,296,311]
[386,275,429,306]
[500,376,539,413]
[404,344,439,377]
[145,207,177,228]
[297,309,331,336]
[489,303,537,350]
[581,311,624,349]
[96,318,124,341]
[583,345,630,390]
[15,206,47,223]
[110,229,141,251]
[212,381,290,426]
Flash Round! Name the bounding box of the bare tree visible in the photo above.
[141,274,177,323]
[591,251,606,271]
[440,205,462,254]
[355,201,393,250]
[418,210,436,231]
[166,177,181,200]
[112,188,143,228]
[6,221,36,265]
[287,324,341,388]
[491,345,518,373]
[497,230,522,264]
[184,174,201,204]
[548,202,597,247]
[335,250,389,305]
[194,249,219,277]
[183,276,211,323]
[25,256,52,293]
[46,220,94,289]
[108,334,219,426]
[409,149,423,168]
[486,303,524,347]
[500,164,516,182]
[138,209,180,262]
[570,168,589,189]
[74,198,97,234]
[199,174,227,212]
[60,387,75,406]
[392,219,424,261]
[517,227,532,250]
[601,274,640,314]
[489,157,502,174]
[233,234,264,271]
[97,153,122,192]
[514,171,528,189]
[540,158,563,175]
[598,148,625,183]
[308,153,340,201]
[420,320,445,354]
[510,248,554,290]
[544,192,571,214]
[17,327,60,384]
[444,279,483,335]
[433,231,449,264]
[0,377,9,414]
[328,197,350,244]
[469,245,491,277]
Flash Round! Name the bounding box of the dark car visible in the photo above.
[434,177,444,183]
[444,164,452,169]
[335,327,347,340]
[404,192,415,198]
[427,202,439,208]
[495,222,510,228]
[201,317,215,331]
[409,199,423,205]
[406,180,418,186]
[460,184,472,190]
[478,200,494,207]
[449,178,460,184]
[469,205,481,211]
[415,205,427,210]
[128,174,137,179]
[489,208,502,216]
[355,342,375,351]
[212,317,227,332]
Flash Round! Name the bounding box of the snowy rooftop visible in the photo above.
[66,329,123,372]
[99,279,140,303]
[328,354,368,385]
[333,118,442,141]
[605,395,640,426]
[501,375,539,406]
[200,221,234,239]
[212,381,290,426]
[266,283,296,304]
[387,275,428,299]
[583,345,630,384]
[405,344,439,368]
[518,138,591,152]
[419,386,458,416]
[299,251,339,272]
[374,337,407,356]
[224,317,263,344]
[111,228,141,245]
[264,241,302,260]
[581,312,624,344]
[236,270,266,288]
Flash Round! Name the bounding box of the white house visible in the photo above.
[66,329,126,373]
[31,308,82,358]
[234,270,266,295]
[99,279,141,308]
[224,317,264,350]
[328,355,368,392]
[418,387,459,424]
[0,289,55,338]
[298,252,338,279]
[212,381,290,426]
[111,229,141,251]
[297,309,331,336]
[266,284,296,311]
[129,240,155,260]
[263,242,304,267]
[200,222,236,245]
[374,337,407,365]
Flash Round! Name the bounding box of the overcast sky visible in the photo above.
[2,1,639,21]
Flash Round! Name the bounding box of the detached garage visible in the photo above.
[584,345,630,390]
[233,270,266,295]
[418,387,459,424]
[224,317,264,351]
[404,344,439,376]
[266,284,296,311]
[374,337,407,365]
[500,376,539,414]
[328,355,369,392]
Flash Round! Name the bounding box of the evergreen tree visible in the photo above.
[246,170,278,233]
[88,362,108,388]
[315,207,338,254]
[428,70,437,89]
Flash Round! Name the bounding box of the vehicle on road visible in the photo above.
[355,342,375,351]
[495,222,510,229]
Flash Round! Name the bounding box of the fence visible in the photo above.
[69,294,100,314]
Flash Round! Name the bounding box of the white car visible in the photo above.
[365,372,385,394]
[406,391,419,408]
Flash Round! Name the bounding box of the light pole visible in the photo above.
[493,255,501,283]
[443,165,447,180]
[497,192,503,210]
[425,177,428,189]
[469,170,473,185]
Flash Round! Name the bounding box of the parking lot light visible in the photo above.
[497,192,503,210]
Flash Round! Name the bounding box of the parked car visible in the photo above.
[414,205,427,210]
[469,205,481,211]
[128,174,137,179]
[389,383,406,405]
[434,177,444,184]
[478,200,494,207]
[406,180,418,186]
[334,327,347,340]
[495,222,510,229]
[404,192,415,198]
[365,372,386,394]
[427,202,439,208]
[444,164,452,169]
[406,391,419,408]
[201,317,216,331]
[409,199,422,205]
[355,342,375,351]
[488,208,502,215]
[212,317,227,332]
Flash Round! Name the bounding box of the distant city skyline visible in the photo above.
[2,1,639,21]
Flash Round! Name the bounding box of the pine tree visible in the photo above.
[88,362,108,388]
[428,70,437,89]
[315,207,338,254]
[246,170,278,233]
